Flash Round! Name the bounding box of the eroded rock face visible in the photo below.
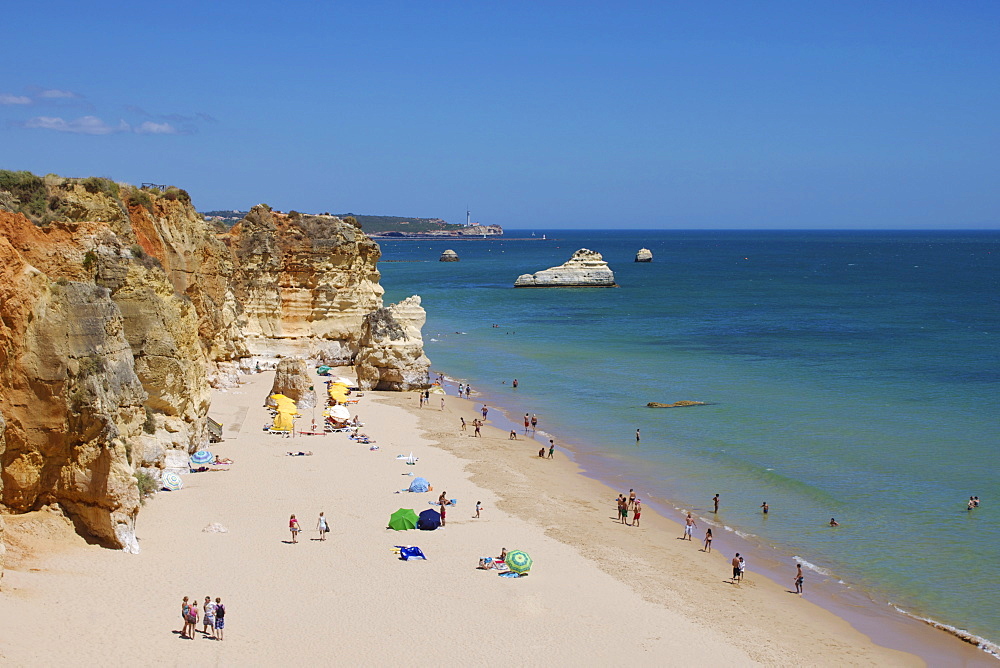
[0,226,143,551]
[356,296,431,391]
[635,248,653,262]
[0,410,6,580]
[269,359,316,409]
[227,206,384,363]
[514,248,618,287]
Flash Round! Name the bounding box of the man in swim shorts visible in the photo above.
[732,553,742,582]
[683,513,696,540]
[632,498,641,526]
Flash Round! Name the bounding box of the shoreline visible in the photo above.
[440,373,997,665]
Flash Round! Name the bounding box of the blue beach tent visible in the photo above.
[417,508,441,530]
[408,477,430,493]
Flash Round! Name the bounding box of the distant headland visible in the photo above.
[202,210,503,238]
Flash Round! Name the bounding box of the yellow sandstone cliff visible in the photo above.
[0,173,430,565]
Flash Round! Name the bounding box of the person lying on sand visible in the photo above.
[286,451,313,456]
[213,456,234,465]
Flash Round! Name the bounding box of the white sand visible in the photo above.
[0,370,929,665]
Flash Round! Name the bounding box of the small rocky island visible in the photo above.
[514,248,617,287]
[439,249,459,262]
[635,248,653,262]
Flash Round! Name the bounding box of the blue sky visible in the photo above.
[2,1,998,228]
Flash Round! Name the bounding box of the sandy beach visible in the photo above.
[0,368,984,665]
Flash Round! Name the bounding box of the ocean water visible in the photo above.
[377,230,1000,648]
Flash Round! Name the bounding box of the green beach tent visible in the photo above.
[388,508,419,531]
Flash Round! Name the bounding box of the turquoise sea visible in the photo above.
[377,230,1000,652]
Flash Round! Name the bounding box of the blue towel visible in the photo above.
[399,546,427,561]
[498,571,520,578]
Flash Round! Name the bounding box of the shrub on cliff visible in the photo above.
[81,176,120,199]
[125,188,154,212]
[0,169,48,220]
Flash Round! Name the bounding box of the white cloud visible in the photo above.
[0,94,32,105]
[36,89,80,99]
[23,115,130,135]
[135,121,180,135]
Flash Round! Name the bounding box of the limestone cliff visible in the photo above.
[0,411,6,580]
[0,172,431,556]
[514,248,618,287]
[226,206,384,362]
[356,296,431,391]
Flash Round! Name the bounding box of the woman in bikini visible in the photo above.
[703,528,713,552]
[289,514,301,543]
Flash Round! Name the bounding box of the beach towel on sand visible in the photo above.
[429,499,457,506]
[397,546,427,561]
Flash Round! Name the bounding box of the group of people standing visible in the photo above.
[178,595,225,640]
[615,490,642,526]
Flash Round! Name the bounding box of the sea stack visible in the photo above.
[439,249,459,262]
[514,248,617,287]
[635,248,653,262]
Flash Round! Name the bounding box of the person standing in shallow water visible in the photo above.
[713,494,720,513]
[794,563,804,595]
[530,414,537,432]
[635,428,640,443]
[761,501,769,515]
[547,440,554,459]
[524,414,530,433]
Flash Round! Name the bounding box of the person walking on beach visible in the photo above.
[760,501,769,515]
[317,512,328,541]
[794,563,804,595]
[460,417,466,431]
[202,596,216,638]
[524,413,530,433]
[683,513,697,540]
[703,528,713,552]
[214,598,225,641]
[713,494,720,513]
[418,393,424,408]
[547,440,555,459]
[465,385,471,398]
[474,420,481,437]
[458,383,464,397]
[738,555,746,582]
[481,404,488,420]
[731,554,741,583]
[289,514,301,543]
[633,498,642,527]
[616,495,626,524]
[475,501,481,518]
[530,414,537,432]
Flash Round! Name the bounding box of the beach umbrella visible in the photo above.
[388,508,419,531]
[190,450,213,464]
[325,405,350,420]
[161,471,183,491]
[505,550,532,574]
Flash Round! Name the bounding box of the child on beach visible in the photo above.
[289,514,301,543]
[214,598,225,641]
[317,512,328,541]
[475,501,481,518]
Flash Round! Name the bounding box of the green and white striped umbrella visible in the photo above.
[505,549,532,574]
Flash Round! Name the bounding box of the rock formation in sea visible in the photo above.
[635,248,653,262]
[0,171,431,561]
[356,296,432,390]
[269,358,316,409]
[439,249,459,262]
[514,248,618,287]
